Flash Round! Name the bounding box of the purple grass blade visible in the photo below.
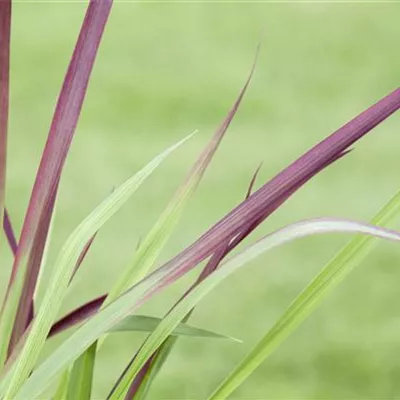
[141,89,400,303]
[245,163,263,200]
[181,44,260,190]
[197,162,266,283]
[48,294,106,338]
[0,0,11,267]
[71,232,97,282]
[3,208,17,256]
[4,0,113,349]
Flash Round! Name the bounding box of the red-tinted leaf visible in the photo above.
[3,208,17,256]
[143,89,400,301]
[48,294,106,338]
[0,0,11,261]
[5,0,113,349]
[71,232,98,282]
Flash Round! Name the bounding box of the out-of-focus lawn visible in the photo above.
[2,2,400,398]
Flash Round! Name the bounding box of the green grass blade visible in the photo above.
[111,315,240,341]
[106,217,400,399]
[53,369,70,400]
[208,189,400,399]
[66,342,96,400]
[0,133,193,399]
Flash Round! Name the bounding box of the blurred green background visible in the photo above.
[2,1,400,398]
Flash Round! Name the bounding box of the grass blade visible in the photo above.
[209,188,400,399]
[0,0,113,362]
[3,209,17,256]
[104,46,258,308]
[66,343,96,400]
[110,315,240,341]
[53,370,70,400]
[1,133,192,399]
[71,233,97,281]
[107,217,400,399]
[12,217,400,400]
[0,0,10,270]
[48,295,106,338]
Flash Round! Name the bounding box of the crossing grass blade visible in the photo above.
[106,217,400,399]
[0,133,193,399]
[10,217,400,400]
[208,188,400,399]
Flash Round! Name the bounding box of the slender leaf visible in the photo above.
[66,343,96,400]
[50,308,238,341]
[11,218,400,400]
[1,133,193,399]
[245,163,263,200]
[209,188,400,399]
[53,370,70,400]
[0,0,11,340]
[0,0,114,362]
[104,45,259,308]
[0,0,10,268]
[111,315,240,341]
[48,294,106,338]
[71,232,97,281]
[108,218,400,399]
[3,209,17,256]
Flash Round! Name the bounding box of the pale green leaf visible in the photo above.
[53,369,70,400]
[110,315,241,341]
[66,342,96,400]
